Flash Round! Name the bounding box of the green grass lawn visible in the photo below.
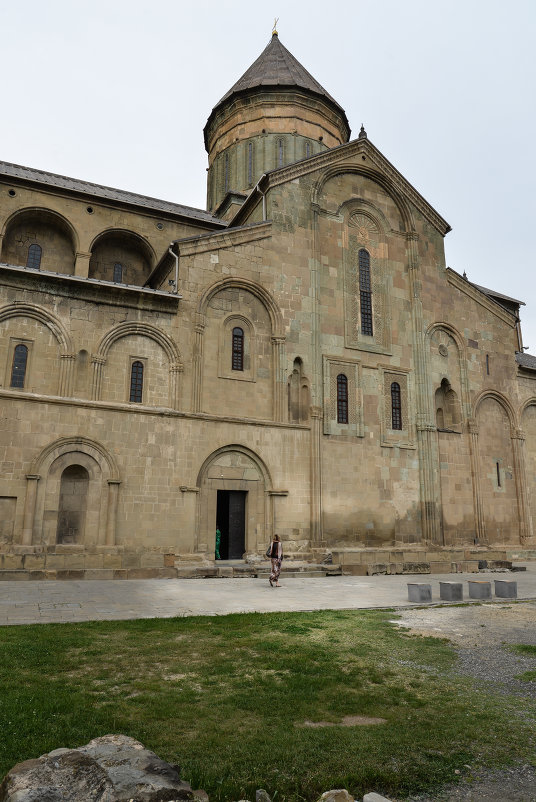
[1,609,534,801]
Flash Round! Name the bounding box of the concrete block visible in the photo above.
[45,555,66,569]
[440,581,463,601]
[63,554,85,570]
[217,566,234,578]
[103,554,123,569]
[460,560,479,573]
[407,583,432,602]
[494,579,517,598]
[84,554,104,569]
[468,580,492,599]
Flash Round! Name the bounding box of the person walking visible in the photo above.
[268,534,283,587]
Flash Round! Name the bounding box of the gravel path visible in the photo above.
[394,602,536,801]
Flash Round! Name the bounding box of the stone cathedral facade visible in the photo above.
[1,32,535,579]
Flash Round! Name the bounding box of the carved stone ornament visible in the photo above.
[348,213,377,245]
[431,328,455,358]
[438,344,448,357]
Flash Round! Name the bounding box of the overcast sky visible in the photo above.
[3,0,535,350]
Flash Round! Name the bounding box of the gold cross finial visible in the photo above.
[272,18,279,35]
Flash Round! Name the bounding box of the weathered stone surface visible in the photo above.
[317,791,355,802]
[255,790,272,802]
[0,734,194,802]
[363,793,393,802]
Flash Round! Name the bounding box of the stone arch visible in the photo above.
[23,437,120,548]
[1,207,78,274]
[474,393,520,543]
[88,229,156,286]
[195,445,273,557]
[0,302,75,396]
[198,277,284,336]
[426,322,470,421]
[93,322,182,408]
[0,303,72,352]
[520,399,536,539]
[338,197,391,238]
[312,163,416,234]
[474,390,517,431]
[194,278,285,420]
[288,357,310,423]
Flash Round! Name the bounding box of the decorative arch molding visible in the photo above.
[0,302,75,395]
[426,321,471,423]
[88,227,157,266]
[474,390,518,431]
[337,197,391,237]
[193,277,286,419]
[197,277,284,335]
[194,444,277,555]
[30,436,120,480]
[311,163,416,234]
[93,321,182,408]
[196,444,273,491]
[1,206,80,253]
[520,397,536,420]
[22,436,121,547]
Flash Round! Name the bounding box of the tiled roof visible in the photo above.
[516,352,536,370]
[0,161,224,226]
[209,33,347,119]
[472,282,524,307]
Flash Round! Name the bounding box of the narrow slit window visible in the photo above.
[359,248,373,336]
[496,461,501,487]
[224,153,229,193]
[337,374,348,424]
[113,263,123,283]
[278,139,283,167]
[10,343,28,388]
[248,142,253,186]
[232,327,244,371]
[486,354,490,375]
[391,382,402,430]
[305,141,310,158]
[26,243,42,270]
[129,361,144,403]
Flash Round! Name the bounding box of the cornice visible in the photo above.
[446,269,518,327]
[0,263,179,313]
[232,137,451,236]
[176,221,272,257]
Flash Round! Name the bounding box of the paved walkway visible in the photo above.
[0,565,534,625]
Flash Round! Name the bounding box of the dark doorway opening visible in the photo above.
[216,490,246,559]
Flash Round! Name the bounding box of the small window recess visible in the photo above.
[10,343,28,388]
[113,263,123,283]
[129,360,144,403]
[26,243,42,270]
[496,461,501,487]
[232,327,244,371]
[337,373,348,424]
[486,354,490,375]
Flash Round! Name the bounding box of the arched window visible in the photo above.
[129,360,144,403]
[359,248,373,336]
[26,243,42,270]
[391,382,402,430]
[337,374,348,424]
[10,343,28,388]
[113,262,123,283]
[232,327,244,371]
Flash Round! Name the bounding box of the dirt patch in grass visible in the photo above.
[300,715,387,727]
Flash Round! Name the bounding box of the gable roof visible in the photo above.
[0,161,225,227]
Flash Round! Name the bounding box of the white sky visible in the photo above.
[3,0,535,350]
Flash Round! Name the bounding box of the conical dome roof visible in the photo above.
[205,33,350,141]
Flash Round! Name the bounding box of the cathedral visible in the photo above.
[1,32,535,580]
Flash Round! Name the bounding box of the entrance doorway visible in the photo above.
[216,490,246,559]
